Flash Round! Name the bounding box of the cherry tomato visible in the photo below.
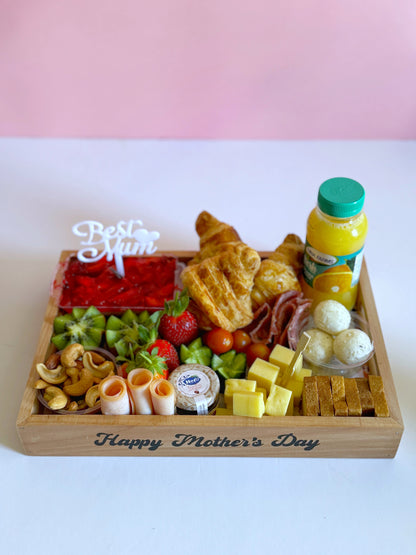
[204,328,234,355]
[246,342,271,367]
[232,330,252,353]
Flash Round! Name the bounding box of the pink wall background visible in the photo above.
[1,0,415,139]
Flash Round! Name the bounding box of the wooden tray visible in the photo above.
[16,251,404,458]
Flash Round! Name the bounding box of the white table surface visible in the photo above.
[0,138,414,554]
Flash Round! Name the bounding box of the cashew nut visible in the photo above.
[43,386,69,410]
[89,351,105,364]
[67,401,79,411]
[85,385,100,408]
[34,379,48,389]
[63,368,94,397]
[75,360,84,371]
[83,351,114,379]
[60,343,85,367]
[66,367,80,384]
[36,363,67,385]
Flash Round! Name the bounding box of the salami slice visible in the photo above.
[245,290,311,349]
[245,303,272,342]
[284,299,312,349]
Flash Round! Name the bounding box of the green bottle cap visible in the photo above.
[318,178,365,218]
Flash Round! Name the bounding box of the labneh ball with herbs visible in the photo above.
[313,300,351,335]
[304,329,334,365]
[333,329,373,365]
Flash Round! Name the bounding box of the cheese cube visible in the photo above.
[233,391,265,418]
[247,358,280,393]
[269,344,303,378]
[286,394,295,416]
[224,379,257,409]
[265,384,293,416]
[285,378,304,406]
[292,367,312,382]
[256,387,268,404]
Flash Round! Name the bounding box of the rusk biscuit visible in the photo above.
[316,376,334,416]
[333,400,349,417]
[330,375,345,402]
[330,375,348,416]
[368,375,390,417]
[302,375,388,418]
[344,378,362,416]
[355,377,375,416]
[302,376,320,416]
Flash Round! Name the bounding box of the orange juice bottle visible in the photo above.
[300,178,368,310]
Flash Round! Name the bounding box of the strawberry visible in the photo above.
[147,339,179,373]
[159,289,199,347]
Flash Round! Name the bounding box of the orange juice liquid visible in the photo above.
[301,191,368,311]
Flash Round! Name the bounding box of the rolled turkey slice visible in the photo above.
[149,379,176,415]
[127,368,154,415]
[99,376,132,415]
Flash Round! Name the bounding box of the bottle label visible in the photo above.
[303,241,364,294]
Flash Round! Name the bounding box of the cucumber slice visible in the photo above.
[180,338,212,365]
[216,366,232,380]
[220,350,237,366]
[211,351,246,380]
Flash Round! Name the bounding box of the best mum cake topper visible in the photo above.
[72,220,160,277]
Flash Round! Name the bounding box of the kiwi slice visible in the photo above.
[106,309,161,357]
[106,311,141,357]
[52,306,106,350]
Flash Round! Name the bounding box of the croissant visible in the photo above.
[268,233,305,276]
[189,211,241,265]
[251,234,304,310]
[181,242,261,332]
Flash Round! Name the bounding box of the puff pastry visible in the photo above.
[181,242,261,332]
[251,234,304,310]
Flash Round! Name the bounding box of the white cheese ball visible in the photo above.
[333,329,373,365]
[304,329,333,365]
[313,300,351,335]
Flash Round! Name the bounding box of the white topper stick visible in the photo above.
[72,219,160,277]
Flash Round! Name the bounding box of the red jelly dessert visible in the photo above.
[58,255,179,312]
